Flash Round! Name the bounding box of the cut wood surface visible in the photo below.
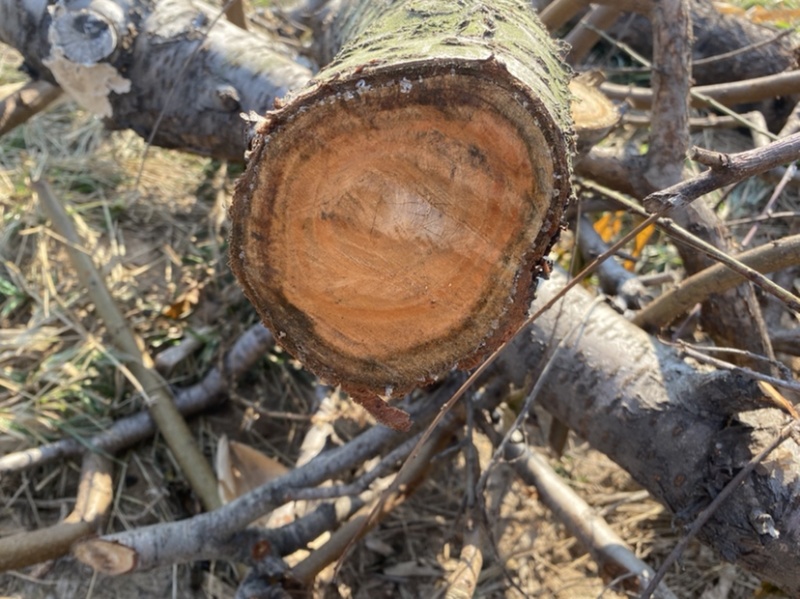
[230,0,574,429]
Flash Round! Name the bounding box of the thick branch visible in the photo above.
[0,0,311,160]
[491,269,800,595]
[0,452,112,571]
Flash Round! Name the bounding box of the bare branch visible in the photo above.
[633,234,800,329]
[482,426,679,599]
[0,452,112,571]
[34,179,220,512]
[0,324,274,475]
[602,70,800,110]
[645,133,800,212]
[72,384,457,574]
[0,80,63,137]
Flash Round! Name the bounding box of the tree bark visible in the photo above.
[0,0,311,160]
[490,269,800,596]
[609,0,798,87]
[229,0,574,429]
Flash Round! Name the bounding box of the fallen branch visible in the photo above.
[0,452,112,571]
[576,216,648,309]
[564,5,621,64]
[633,234,800,330]
[0,324,274,475]
[288,417,453,585]
[482,424,678,599]
[0,0,311,160]
[492,268,800,595]
[34,179,220,511]
[0,79,63,137]
[601,69,800,110]
[71,380,461,574]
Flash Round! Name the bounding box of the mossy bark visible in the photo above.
[231,0,574,430]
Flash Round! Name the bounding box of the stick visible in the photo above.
[0,452,112,571]
[0,80,63,136]
[33,178,220,512]
[601,70,800,110]
[633,233,800,329]
[0,324,273,475]
[483,427,679,599]
[71,382,457,574]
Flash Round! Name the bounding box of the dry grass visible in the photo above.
[0,18,793,599]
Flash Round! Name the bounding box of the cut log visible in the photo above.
[230,0,574,430]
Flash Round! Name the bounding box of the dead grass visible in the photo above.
[0,18,794,599]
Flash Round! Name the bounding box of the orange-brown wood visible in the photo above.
[232,62,571,430]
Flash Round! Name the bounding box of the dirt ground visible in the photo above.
[0,25,793,599]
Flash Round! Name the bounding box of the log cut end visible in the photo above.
[569,76,620,151]
[231,60,572,429]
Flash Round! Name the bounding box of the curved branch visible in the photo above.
[645,133,800,213]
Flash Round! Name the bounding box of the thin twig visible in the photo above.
[670,342,800,394]
[481,423,679,599]
[0,324,274,475]
[583,179,800,314]
[741,162,796,247]
[692,28,794,66]
[289,413,455,585]
[443,407,484,599]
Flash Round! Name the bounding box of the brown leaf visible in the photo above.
[216,435,289,504]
